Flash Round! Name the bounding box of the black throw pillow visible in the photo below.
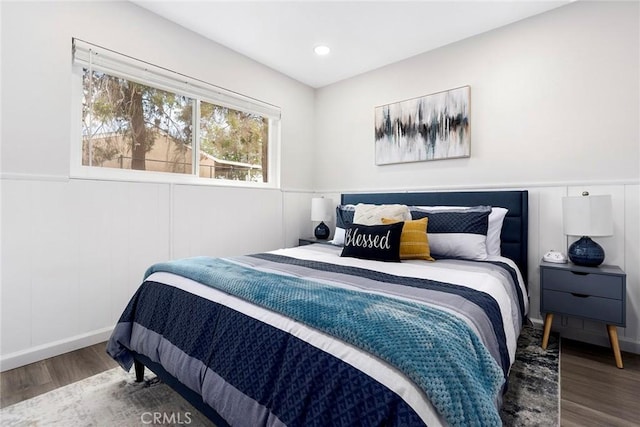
[340,222,403,262]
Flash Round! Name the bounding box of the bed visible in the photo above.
[107,190,529,427]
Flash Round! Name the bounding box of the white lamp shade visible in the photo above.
[311,197,332,222]
[562,194,613,237]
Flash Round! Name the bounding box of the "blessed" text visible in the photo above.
[344,227,392,250]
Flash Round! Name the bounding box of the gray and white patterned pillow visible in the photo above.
[353,204,411,226]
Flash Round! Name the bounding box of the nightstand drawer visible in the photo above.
[543,289,624,324]
[541,268,623,299]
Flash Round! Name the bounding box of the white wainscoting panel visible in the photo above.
[1,179,35,355]
[1,179,173,365]
[30,180,82,347]
[624,185,639,342]
[171,185,284,259]
[282,191,314,248]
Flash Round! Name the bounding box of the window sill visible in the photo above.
[69,165,279,189]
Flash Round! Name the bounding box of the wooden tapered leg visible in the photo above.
[607,324,624,369]
[542,313,554,350]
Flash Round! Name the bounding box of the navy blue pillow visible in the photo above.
[340,222,404,262]
[336,204,356,228]
[410,207,491,260]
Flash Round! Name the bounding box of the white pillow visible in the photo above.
[414,205,508,256]
[486,207,508,256]
[331,227,346,246]
[353,204,411,226]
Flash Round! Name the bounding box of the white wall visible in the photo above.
[314,2,640,352]
[314,1,638,191]
[0,1,316,370]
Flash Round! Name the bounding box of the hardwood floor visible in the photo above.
[560,338,640,426]
[0,342,118,409]
[1,338,639,426]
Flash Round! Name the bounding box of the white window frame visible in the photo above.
[70,38,281,188]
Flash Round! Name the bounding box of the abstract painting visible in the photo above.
[375,86,470,165]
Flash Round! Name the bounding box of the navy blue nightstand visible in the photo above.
[540,260,626,368]
[298,238,335,247]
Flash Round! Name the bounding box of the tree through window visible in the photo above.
[75,39,278,184]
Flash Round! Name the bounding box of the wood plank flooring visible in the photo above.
[560,339,640,426]
[0,342,118,408]
[1,338,639,426]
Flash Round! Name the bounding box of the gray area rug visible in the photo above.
[1,325,559,426]
[500,324,560,426]
[0,369,213,427]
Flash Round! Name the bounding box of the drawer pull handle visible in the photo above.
[571,292,590,298]
[570,271,589,276]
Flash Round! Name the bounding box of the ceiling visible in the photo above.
[133,1,572,88]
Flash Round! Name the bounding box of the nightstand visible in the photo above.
[298,238,335,246]
[540,260,626,368]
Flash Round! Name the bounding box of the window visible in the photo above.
[72,39,280,186]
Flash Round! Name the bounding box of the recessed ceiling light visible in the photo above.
[314,45,330,56]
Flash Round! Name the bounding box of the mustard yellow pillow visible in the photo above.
[381,217,434,261]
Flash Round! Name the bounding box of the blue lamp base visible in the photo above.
[314,222,330,240]
[568,236,605,266]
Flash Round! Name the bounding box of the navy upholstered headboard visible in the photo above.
[341,190,529,283]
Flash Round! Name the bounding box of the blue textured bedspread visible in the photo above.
[143,256,505,426]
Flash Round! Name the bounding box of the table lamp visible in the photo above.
[562,192,612,266]
[311,197,332,239]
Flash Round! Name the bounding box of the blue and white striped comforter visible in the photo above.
[107,244,527,427]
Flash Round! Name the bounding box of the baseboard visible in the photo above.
[0,327,114,372]
[529,317,640,354]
